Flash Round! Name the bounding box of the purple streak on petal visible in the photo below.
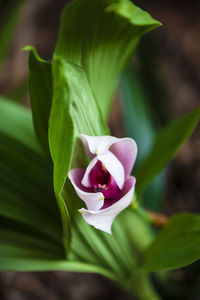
[101,198,116,209]
[69,168,90,192]
[110,138,137,177]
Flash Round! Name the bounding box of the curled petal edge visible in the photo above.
[79,176,136,234]
[80,134,137,176]
[80,134,120,157]
[68,168,104,211]
[81,157,98,188]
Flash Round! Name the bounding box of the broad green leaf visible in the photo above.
[0,98,65,266]
[54,0,161,119]
[24,46,53,155]
[49,58,108,252]
[0,0,26,71]
[136,107,200,194]
[139,213,200,271]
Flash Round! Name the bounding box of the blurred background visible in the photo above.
[0,0,199,299]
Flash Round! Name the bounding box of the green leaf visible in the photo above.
[48,0,161,276]
[0,97,40,152]
[48,58,108,253]
[24,46,53,155]
[0,0,26,71]
[0,98,65,266]
[139,213,200,272]
[136,107,200,194]
[0,256,116,281]
[54,0,161,119]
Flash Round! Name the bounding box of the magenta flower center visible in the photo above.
[90,161,110,191]
[89,160,120,201]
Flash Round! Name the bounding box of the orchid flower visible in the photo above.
[68,135,137,234]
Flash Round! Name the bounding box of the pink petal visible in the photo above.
[68,169,104,210]
[98,151,125,189]
[79,176,136,234]
[110,138,137,177]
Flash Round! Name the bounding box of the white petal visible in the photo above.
[68,169,104,210]
[98,151,125,189]
[80,134,118,157]
[81,157,98,188]
[79,176,136,234]
[81,134,137,176]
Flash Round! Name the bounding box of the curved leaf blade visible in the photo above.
[24,46,53,155]
[54,0,161,119]
[48,58,108,252]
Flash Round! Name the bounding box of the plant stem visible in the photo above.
[126,273,161,300]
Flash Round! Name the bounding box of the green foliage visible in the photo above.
[139,214,200,271]
[136,107,200,195]
[47,0,160,256]
[54,0,161,119]
[0,98,66,266]
[24,46,53,156]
